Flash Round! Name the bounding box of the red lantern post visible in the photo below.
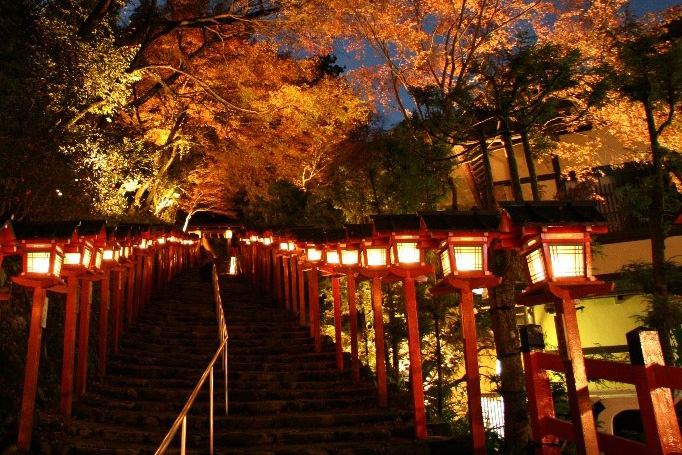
[12,222,68,451]
[500,202,614,455]
[355,223,390,407]
[423,210,501,455]
[293,228,326,353]
[372,214,433,440]
[319,229,348,372]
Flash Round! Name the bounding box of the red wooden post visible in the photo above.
[298,259,306,327]
[308,265,321,352]
[76,280,92,395]
[403,276,427,440]
[133,255,142,319]
[627,328,682,455]
[291,256,299,316]
[460,286,486,455]
[347,273,360,382]
[274,255,282,303]
[520,325,560,455]
[126,264,135,326]
[265,249,271,297]
[17,287,48,452]
[111,270,123,354]
[332,276,343,371]
[553,290,599,455]
[283,256,291,311]
[371,276,388,407]
[167,245,174,283]
[98,270,110,375]
[60,276,79,417]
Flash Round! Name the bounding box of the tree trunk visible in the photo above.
[644,100,673,365]
[499,119,524,201]
[520,130,541,201]
[490,251,531,453]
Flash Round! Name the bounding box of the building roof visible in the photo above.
[186,212,240,228]
[419,210,500,232]
[500,201,606,226]
[371,214,421,233]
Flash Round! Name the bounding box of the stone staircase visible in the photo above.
[33,269,462,455]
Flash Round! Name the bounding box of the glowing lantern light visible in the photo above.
[341,248,360,266]
[325,249,339,264]
[279,242,288,250]
[307,247,322,263]
[225,229,233,239]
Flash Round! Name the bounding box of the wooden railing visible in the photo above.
[154,262,228,455]
[521,325,682,455]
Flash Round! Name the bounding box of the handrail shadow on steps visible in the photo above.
[154,263,228,455]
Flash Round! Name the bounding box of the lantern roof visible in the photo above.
[14,221,79,241]
[419,210,500,232]
[291,228,326,244]
[114,225,132,240]
[0,217,17,254]
[78,220,107,239]
[345,224,373,240]
[500,202,606,226]
[371,214,421,234]
[325,228,347,243]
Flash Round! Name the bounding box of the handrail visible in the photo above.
[155,262,228,455]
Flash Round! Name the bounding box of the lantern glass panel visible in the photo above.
[27,251,51,274]
[307,247,322,262]
[250,235,258,242]
[103,249,114,261]
[114,250,120,261]
[95,250,103,269]
[453,245,483,272]
[288,242,296,251]
[263,237,272,246]
[53,253,63,277]
[396,242,420,264]
[439,249,452,276]
[526,248,547,284]
[341,249,359,266]
[326,250,340,264]
[366,247,387,267]
[279,242,288,250]
[82,248,92,267]
[65,252,81,265]
[225,230,233,239]
[549,244,584,278]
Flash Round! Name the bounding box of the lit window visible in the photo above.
[440,249,452,276]
[366,247,387,267]
[341,249,359,265]
[526,248,547,284]
[326,250,339,264]
[454,245,483,272]
[27,252,51,274]
[550,244,584,278]
[396,242,420,264]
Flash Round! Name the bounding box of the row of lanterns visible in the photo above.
[240,202,604,293]
[236,202,612,455]
[0,217,201,452]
